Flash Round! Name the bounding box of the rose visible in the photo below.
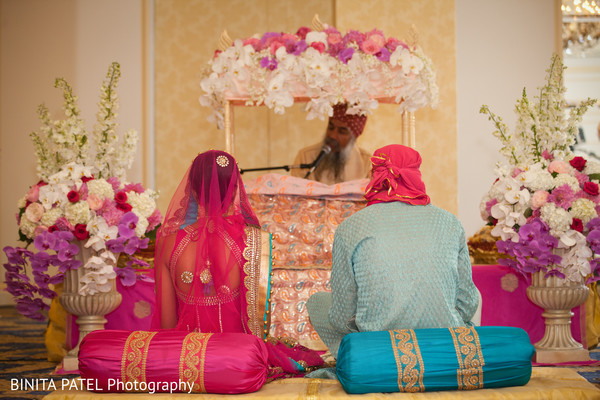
[67,190,80,203]
[531,190,549,209]
[360,39,381,55]
[114,191,128,204]
[571,218,584,233]
[584,181,599,196]
[87,193,103,211]
[73,223,90,240]
[310,42,325,53]
[116,202,133,212]
[26,185,40,203]
[570,156,587,172]
[25,203,45,223]
[548,160,570,174]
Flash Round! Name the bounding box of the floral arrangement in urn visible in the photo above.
[199,24,438,127]
[3,62,161,320]
[480,54,600,284]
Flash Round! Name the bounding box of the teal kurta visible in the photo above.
[307,202,479,358]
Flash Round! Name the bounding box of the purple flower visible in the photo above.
[116,266,137,287]
[127,258,149,269]
[587,229,600,253]
[376,47,390,62]
[343,30,365,46]
[34,232,57,252]
[58,259,81,272]
[338,47,355,64]
[285,39,307,55]
[118,212,139,239]
[56,241,79,262]
[259,56,278,71]
[106,237,126,254]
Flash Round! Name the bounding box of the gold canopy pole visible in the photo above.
[224,100,234,155]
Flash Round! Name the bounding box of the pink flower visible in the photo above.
[485,198,498,215]
[547,185,575,209]
[310,42,325,53]
[99,202,123,226]
[511,167,523,178]
[87,194,104,211]
[33,225,48,237]
[360,39,381,55]
[269,40,284,55]
[147,208,163,232]
[54,217,74,232]
[531,190,550,209]
[575,171,590,186]
[282,33,297,42]
[295,26,311,40]
[327,32,342,45]
[25,203,44,222]
[243,37,260,51]
[548,160,570,174]
[541,150,554,161]
[366,29,386,47]
[26,185,40,203]
[386,37,407,53]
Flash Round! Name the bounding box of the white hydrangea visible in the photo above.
[553,173,580,192]
[128,192,156,218]
[87,179,115,199]
[525,169,554,192]
[40,207,63,227]
[19,217,37,239]
[570,198,598,224]
[540,203,572,237]
[64,202,91,226]
[133,214,149,237]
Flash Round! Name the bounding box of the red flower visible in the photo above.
[81,175,94,183]
[584,181,599,196]
[296,26,311,40]
[310,42,325,53]
[73,224,90,240]
[48,225,58,233]
[116,202,133,212]
[570,156,587,172]
[67,190,80,203]
[571,218,584,233]
[114,191,128,204]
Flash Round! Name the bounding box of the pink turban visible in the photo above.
[364,144,430,206]
[332,103,367,138]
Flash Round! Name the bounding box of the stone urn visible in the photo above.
[59,243,122,371]
[526,270,590,363]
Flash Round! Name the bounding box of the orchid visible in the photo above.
[3,64,163,320]
[480,55,600,284]
[199,26,438,127]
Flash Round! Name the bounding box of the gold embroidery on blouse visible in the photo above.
[449,327,485,390]
[121,331,157,386]
[243,226,261,337]
[179,332,213,393]
[389,329,425,393]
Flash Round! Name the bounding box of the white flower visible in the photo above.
[38,184,68,210]
[19,217,37,239]
[553,173,580,192]
[570,198,597,224]
[128,192,156,218]
[504,188,530,206]
[40,207,63,226]
[87,179,115,199]
[305,31,327,45]
[540,203,572,237]
[64,202,91,226]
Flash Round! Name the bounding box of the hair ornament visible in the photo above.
[216,155,230,167]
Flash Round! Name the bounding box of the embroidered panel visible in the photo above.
[449,326,485,390]
[120,330,157,385]
[178,332,213,393]
[389,329,425,393]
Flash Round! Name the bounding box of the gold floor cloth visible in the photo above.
[42,368,600,400]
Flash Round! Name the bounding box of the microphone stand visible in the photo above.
[239,163,312,175]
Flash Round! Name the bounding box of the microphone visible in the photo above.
[304,144,332,179]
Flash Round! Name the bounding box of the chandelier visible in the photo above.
[562,0,600,56]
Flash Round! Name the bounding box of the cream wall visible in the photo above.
[0,0,560,305]
[0,0,148,305]
[456,0,559,237]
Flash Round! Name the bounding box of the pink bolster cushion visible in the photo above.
[78,330,268,394]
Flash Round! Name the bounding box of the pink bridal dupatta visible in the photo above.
[151,150,323,382]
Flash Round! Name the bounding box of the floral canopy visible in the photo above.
[198,18,439,151]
